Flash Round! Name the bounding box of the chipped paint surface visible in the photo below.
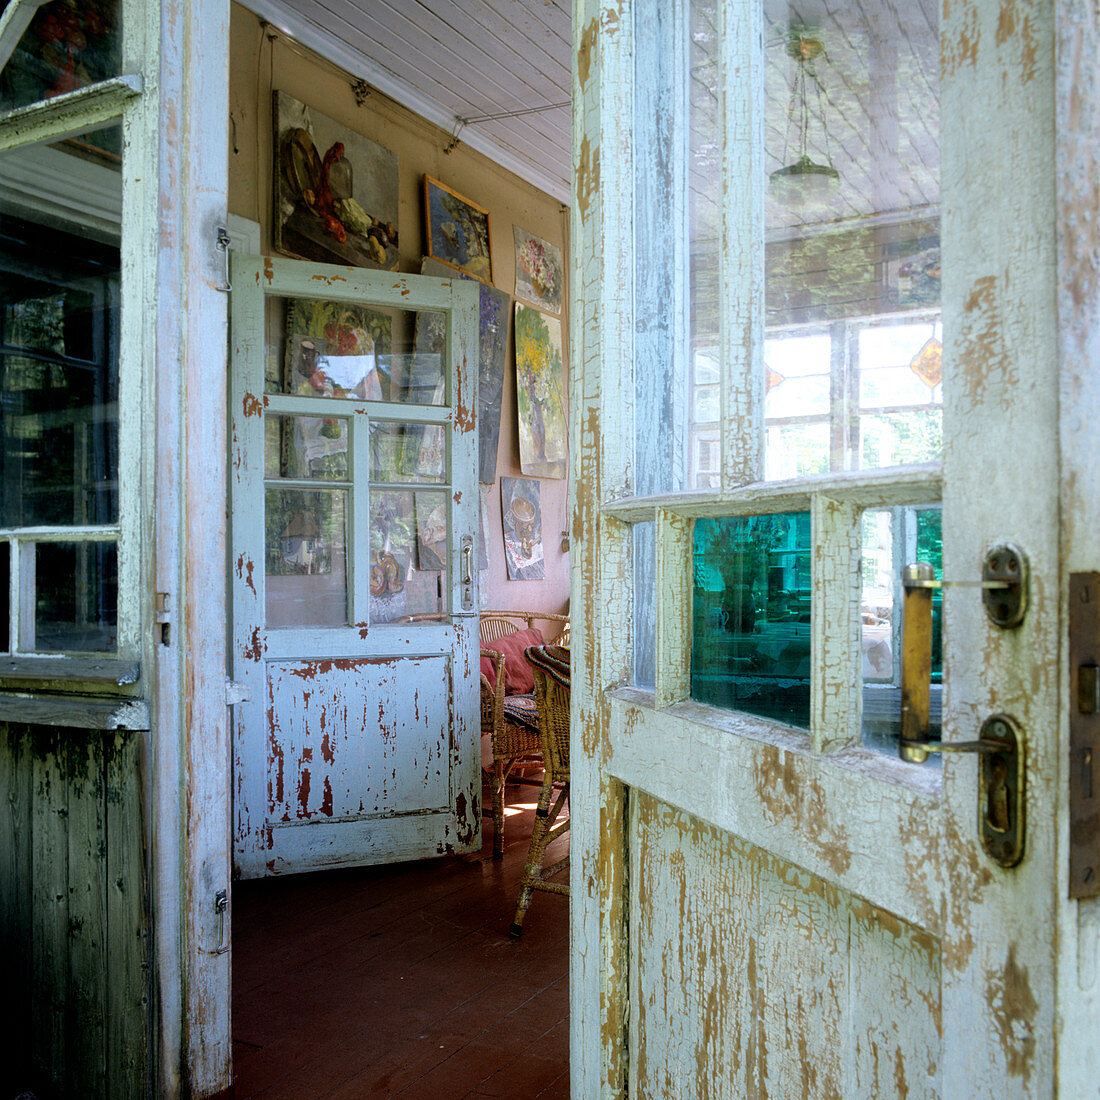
[630,792,941,1099]
[265,656,450,823]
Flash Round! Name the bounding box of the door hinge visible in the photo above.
[155,592,171,646]
[225,679,250,705]
[215,225,231,292]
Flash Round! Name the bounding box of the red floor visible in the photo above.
[231,784,569,1099]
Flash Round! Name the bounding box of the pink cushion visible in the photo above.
[482,627,544,695]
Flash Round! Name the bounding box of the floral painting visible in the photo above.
[501,478,545,581]
[274,92,399,271]
[513,227,563,315]
[424,177,493,282]
[514,303,567,480]
[419,258,510,484]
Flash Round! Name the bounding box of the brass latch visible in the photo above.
[899,556,1027,868]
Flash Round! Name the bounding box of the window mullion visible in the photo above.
[655,507,692,708]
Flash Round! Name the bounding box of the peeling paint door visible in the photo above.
[572,0,1099,1094]
[229,256,481,877]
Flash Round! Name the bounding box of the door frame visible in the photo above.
[570,0,1100,1095]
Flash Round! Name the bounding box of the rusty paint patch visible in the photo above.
[577,135,600,224]
[263,257,274,284]
[356,621,369,639]
[986,944,1037,1078]
[310,272,348,285]
[942,0,981,75]
[321,776,333,816]
[453,490,462,503]
[577,8,620,90]
[242,626,262,662]
[454,355,475,431]
[752,745,853,875]
[242,392,268,418]
[285,657,399,680]
[957,276,1016,409]
[455,788,475,845]
[297,767,311,817]
[321,729,334,764]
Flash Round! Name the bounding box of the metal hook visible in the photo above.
[215,225,231,293]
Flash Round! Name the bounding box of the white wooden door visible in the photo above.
[571,0,1099,1094]
[230,255,481,877]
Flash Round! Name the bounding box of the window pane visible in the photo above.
[0,135,121,528]
[0,540,7,652]
[764,0,941,475]
[370,489,444,623]
[265,415,350,480]
[860,506,942,755]
[692,512,812,728]
[0,1,122,113]
[265,488,348,628]
[369,422,446,484]
[764,422,829,480]
[34,540,117,652]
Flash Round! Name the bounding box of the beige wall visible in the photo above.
[228,4,570,617]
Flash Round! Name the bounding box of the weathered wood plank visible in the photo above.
[31,727,69,1097]
[0,694,150,730]
[106,731,150,1097]
[66,733,108,1098]
[0,725,33,1086]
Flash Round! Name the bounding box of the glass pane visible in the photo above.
[0,133,121,527]
[275,297,445,405]
[264,415,350,480]
[265,488,348,628]
[764,422,830,480]
[860,506,942,754]
[0,1,122,113]
[370,489,445,623]
[764,0,941,475]
[0,540,7,652]
[634,521,656,688]
[692,512,812,727]
[34,540,117,652]
[860,410,942,468]
[369,422,446,484]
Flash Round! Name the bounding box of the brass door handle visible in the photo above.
[898,561,1026,867]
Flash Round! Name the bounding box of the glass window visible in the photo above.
[692,512,812,726]
[0,1,123,113]
[0,127,122,656]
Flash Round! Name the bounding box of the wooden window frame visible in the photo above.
[0,3,152,715]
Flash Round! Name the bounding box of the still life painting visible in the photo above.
[501,477,545,581]
[419,258,509,483]
[424,176,493,282]
[513,227,563,315]
[514,303,567,480]
[274,92,400,270]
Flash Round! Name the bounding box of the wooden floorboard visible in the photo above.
[232,784,569,1099]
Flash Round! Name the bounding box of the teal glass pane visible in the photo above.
[691,512,812,727]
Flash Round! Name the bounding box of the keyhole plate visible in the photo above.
[978,714,1025,868]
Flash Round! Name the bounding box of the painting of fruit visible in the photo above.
[274,92,399,271]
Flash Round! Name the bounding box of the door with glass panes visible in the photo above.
[572,0,1096,1093]
[230,256,480,877]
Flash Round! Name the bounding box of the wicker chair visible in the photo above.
[509,644,570,937]
[479,611,569,858]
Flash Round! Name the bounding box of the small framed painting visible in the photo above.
[423,176,493,282]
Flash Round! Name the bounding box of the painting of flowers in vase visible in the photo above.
[514,303,566,480]
[513,227,563,315]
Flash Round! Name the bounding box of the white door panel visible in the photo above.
[230,255,480,878]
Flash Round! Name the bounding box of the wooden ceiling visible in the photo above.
[241,0,573,202]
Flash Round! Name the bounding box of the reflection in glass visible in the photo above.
[692,512,812,727]
[264,415,349,480]
[0,1,121,112]
[0,541,7,652]
[35,540,117,652]
[369,422,446,484]
[861,506,942,753]
[370,489,445,623]
[634,521,656,688]
[265,488,347,628]
[0,143,121,528]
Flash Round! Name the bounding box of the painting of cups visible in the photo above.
[423,176,493,282]
[501,477,545,581]
[514,303,567,480]
[274,92,399,270]
[513,227,563,315]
